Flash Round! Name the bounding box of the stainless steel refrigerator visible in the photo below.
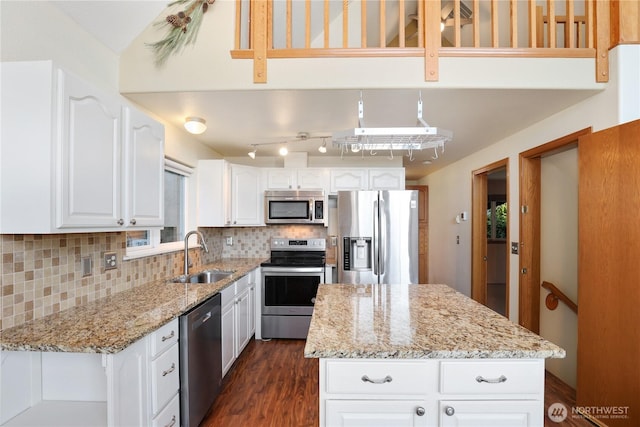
[337,190,419,284]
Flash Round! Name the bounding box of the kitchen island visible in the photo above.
[304,283,565,427]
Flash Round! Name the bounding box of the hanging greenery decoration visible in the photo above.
[148,0,215,67]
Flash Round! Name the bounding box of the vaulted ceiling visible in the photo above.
[50,1,601,180]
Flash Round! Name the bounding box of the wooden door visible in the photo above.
[406,185,428,283]
[577,119,640,426]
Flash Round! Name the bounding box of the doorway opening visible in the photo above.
[471,159,509,317]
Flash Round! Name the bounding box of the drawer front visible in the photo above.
[440,360,544,395]
[221,282,237,307]
[151,343,180,414]
[152,393,180,427]
[325,360,431,396]
[150,318,179,358]
[235,274,250,293]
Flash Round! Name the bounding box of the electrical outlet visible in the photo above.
[226,236,233,246]
[104,252,117,270]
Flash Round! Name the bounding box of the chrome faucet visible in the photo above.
[184,230,209,275]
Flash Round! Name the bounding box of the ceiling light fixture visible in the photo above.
[248,147,257,159]
[184,116,207,134]
[332,92,453,160]
[318,138,327,153]
[279,145,288,156]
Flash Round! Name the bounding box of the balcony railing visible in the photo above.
[231,0,609,83]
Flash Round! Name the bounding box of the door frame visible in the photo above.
[471,158,509,312]
[518,127,590,333]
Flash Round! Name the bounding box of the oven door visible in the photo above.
[261,267,324,316]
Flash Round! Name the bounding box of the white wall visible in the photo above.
[540,148,578,388]
[119,0,602,93]
[420,46,638,322]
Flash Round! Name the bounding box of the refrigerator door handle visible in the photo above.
[379,197,386,276]
[373,199,379,275]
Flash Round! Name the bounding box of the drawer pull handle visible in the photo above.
[361,375,392,384]
[416,406,426,416]
[162,363,176,377]
[161,330,175,342]
[445,406,455,416]
[476,374,507,384]
[165,415,176,427]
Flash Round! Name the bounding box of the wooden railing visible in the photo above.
[541,281,578,314]
[231,0,609,84]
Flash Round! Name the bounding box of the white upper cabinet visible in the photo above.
[0,61,164,233]
[229,164,262,225]
[197,160,263,227]
[57,68,122,229]
[265,168,329,191]
[330,169,369,192]
[330,168,405,193]
[368,168,406,190]
[123,107,165,228]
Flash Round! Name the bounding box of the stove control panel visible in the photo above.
[270,237,326,250]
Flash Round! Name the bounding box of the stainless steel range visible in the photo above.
[261,237,326,339]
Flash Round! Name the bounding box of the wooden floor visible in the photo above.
[202,338,594,427]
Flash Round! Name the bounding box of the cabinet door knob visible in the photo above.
[416,407,425,416]
[117,219,124,225]
[445,406,455,416]
[129,218,136,225]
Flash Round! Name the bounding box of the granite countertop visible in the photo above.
[304,283,565,359]
[0,258,265,354]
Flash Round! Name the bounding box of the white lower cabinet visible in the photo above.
[221,269,258,377]
[319,358,545,427]
[0,319,179,427]
[326,400,429,427]
[439,400,542,427]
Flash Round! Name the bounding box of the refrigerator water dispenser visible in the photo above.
[342,237,372,271]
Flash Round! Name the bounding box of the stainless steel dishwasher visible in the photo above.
[179,293,222,427]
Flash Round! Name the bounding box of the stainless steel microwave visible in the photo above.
[264,190,325,224]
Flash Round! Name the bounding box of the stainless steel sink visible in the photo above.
[171,270,233,284]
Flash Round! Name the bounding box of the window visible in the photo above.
[125,158,193,258]
[487,200,507,240]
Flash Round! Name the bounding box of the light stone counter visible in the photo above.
[304,283,565,359]
[0,258,264,353]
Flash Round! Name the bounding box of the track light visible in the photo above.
[318,139,327,153]
[248,148,257,159]
[279,146,288,156]
[184,116,207,134]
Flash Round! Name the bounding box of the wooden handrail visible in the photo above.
[541,281,578,314]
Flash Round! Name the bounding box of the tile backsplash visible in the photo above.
[1,225,327,331]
